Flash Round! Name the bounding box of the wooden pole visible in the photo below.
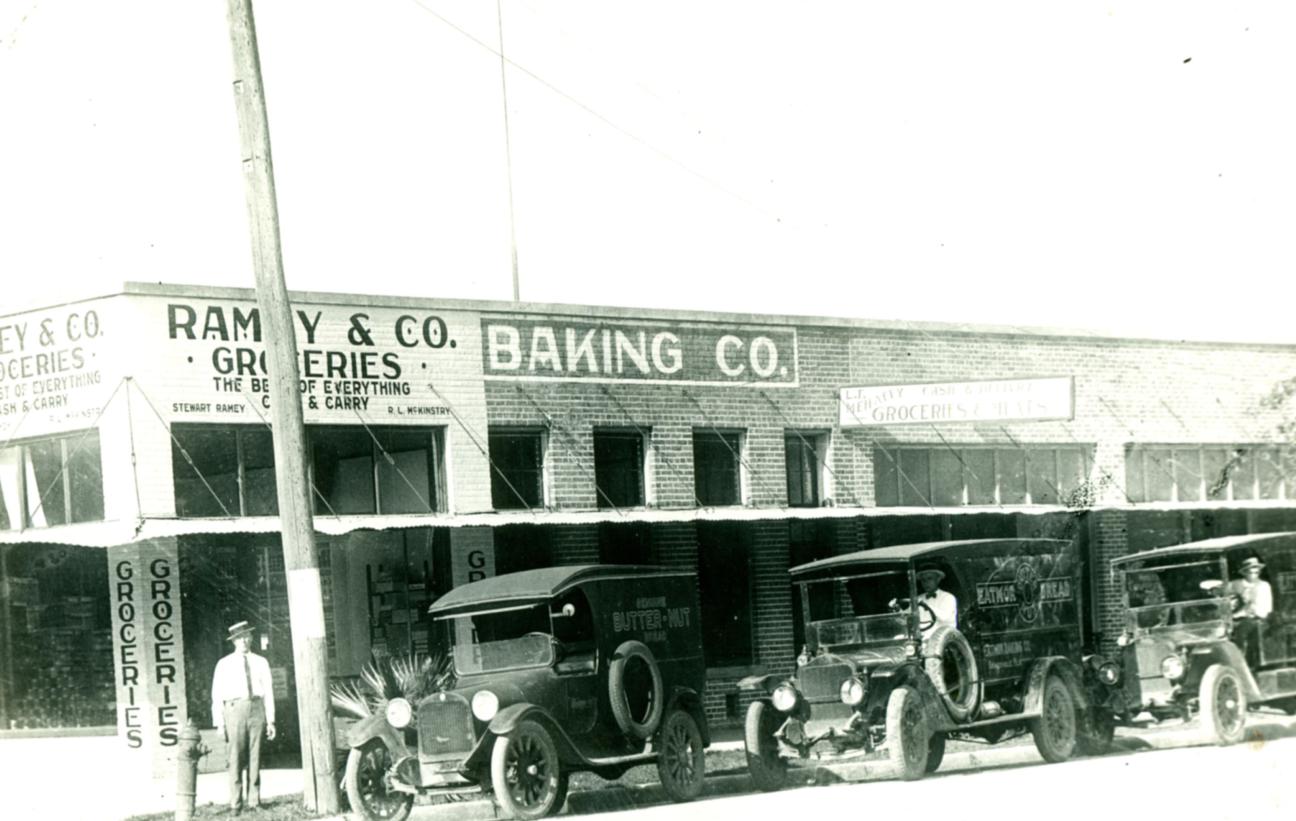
[223,1,339,812]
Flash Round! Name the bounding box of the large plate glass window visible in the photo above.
[310,426,446,515]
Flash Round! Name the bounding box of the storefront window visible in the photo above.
[0,431,104,530]
[0,543,115,729]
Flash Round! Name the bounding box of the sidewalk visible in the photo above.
[10,713,1293,821]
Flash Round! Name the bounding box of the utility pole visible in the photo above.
[224,1,339,813]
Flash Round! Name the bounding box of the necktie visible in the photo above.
[243,654,254,699]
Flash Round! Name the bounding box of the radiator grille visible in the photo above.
[798,661,852,702]
[417,694,475,759]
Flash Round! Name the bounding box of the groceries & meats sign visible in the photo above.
[481,318,798,386]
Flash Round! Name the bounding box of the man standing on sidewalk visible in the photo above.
[211,620,276,813]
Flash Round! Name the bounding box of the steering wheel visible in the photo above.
[916,601,938,633]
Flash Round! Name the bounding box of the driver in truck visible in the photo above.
[1229,557,1272,668]
[891,568,958,636]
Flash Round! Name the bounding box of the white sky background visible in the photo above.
[1,1,1293,343]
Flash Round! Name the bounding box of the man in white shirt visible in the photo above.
[915,568,958,637]
[211,620,276,813]
[1228,557,1273,668]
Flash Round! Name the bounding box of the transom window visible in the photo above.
[874,445,1091,507]
[1126,445,1293,503]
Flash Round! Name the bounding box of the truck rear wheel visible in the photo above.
[1030,674,1077,763]
[886,685,930,781]
[1199,664,1247,746]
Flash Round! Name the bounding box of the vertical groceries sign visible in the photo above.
[481,318,799,386]
[839,376,1074,427]
[108,538,187,780]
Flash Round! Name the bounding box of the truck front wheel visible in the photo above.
[886,685,930,781]
[1030,674,1078,763]
[1199,664,1247,746]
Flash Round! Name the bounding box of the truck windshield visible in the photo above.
[799,571,911,648]
[1125,560,1229,633]
[444,604,555,675]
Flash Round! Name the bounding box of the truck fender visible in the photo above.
[485,703,584,766]
[1023,657,1089,716]
[868,663,952,732]
[736,673,781,694]
[1183,642,1263,700]
[665,686,711,747]
[345,711,409,759]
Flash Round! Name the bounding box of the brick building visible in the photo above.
[2,281,1294,783]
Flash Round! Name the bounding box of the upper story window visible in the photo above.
[172,424,447,517]
[312,426,446,515]
[693,429,745,507]
[874,445,1091,507]
[785,431,830,507]
[593,429,646,509]
[173,426,276,517]
[0,430,104,529]
[1126,444,1292,503]
[487,428,546,510]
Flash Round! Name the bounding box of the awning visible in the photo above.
[2,499,1293,549]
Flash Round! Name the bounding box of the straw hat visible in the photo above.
[916,568,945,583]
[1238,557,1265,574]
[226,620,255,641]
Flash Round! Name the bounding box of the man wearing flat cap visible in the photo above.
[1228,557,1272,668]
[211,621,276,813]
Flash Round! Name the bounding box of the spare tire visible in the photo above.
[609,640,664,739]
[922,625,980,722]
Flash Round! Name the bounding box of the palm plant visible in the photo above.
[331,650,454,719]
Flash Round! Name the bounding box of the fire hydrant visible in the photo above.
[176,719,209,821]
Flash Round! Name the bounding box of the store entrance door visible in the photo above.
[180,534,299,766]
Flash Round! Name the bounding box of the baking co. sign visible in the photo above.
[481,319,798,386]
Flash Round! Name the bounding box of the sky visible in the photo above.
[1,1,1294,343]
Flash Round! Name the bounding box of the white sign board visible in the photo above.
[839,376,1074,427]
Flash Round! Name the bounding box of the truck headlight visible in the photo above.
[771,684,799,713]
[472,690,500,721]
[839,677,866,706]
[1098,662,1121,686]
[385,698,413,729]
[1160,655,1185,681]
